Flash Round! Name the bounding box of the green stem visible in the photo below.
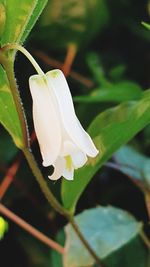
[0,54,28,148]
[23,147,70,217]
[2,44,44,76]
[140,231,150,250]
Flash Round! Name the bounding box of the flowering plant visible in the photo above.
[0,1,150,267]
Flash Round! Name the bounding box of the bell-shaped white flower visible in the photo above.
[29,69,99,180]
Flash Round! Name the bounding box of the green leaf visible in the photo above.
[114,145,150,188]
[105,237,147,267]
[62,90,150,213]
[50,231,65,267]
[141,22,150,30]
[74,81,142,103]
[64,206,143,267]
[0,65,23,147]
[0,0,48,45]
[86,52,108,86]
[20,0,48,43]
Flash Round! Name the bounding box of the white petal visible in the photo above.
[29,75,62,166]
[61,140,76,157]
[71,150,87,169]
[46,70,99,158]
[61,140,87,169]
[63,166,74,180]
[48,157,65,180]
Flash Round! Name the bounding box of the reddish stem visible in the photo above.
[62,44,77,77]
[32,49,94,88]
[0,157,21,200]
[0,203,64,254]
[0,130,37,200]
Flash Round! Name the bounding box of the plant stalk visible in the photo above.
[23,147,70,217]
[0,55,28,148]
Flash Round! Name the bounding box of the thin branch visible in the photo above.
[104,161,148,192]
[105,161,150,220]
[0,203,64,254]
[145,193,150,220]
[140,231,150,250]
[0,131,36,200]
[32,49,94,88]
[0,157,21,200]
[62,44,77,77]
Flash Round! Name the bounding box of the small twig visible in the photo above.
[104,161,148,192]
[140,231,150,250]
[32,49,94,88]
[0,131,36,200]
[105,161,150,220]
[0,203,64,254]
[0,157,21,200]
[62,44,77,77]
[145,193,150,220]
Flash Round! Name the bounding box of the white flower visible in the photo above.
[29,69,99,181]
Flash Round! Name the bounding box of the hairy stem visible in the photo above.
[23,148,70,217]
[62,43,77,77]
[1,57,28,148]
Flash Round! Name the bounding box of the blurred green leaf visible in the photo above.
[64,206,143,267]
[0,65,23,147]
[74,81,142,103]
[114,145,150,187]
[37,0,109,49]
[62,90,150,213]
[0,216,8,240]
[109,65,127,82]
[142,22,150,30]
[86,52,108,86]
[0,0,48,45]
[50,231,65,267]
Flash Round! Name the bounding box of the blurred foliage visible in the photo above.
[34,0,109,50]
[0,216,8,240]
[0,0,150,267]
